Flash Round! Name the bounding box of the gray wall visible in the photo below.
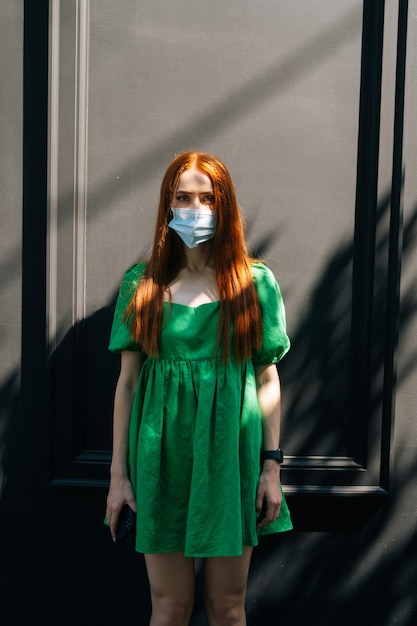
[0,1,22,449]
[53,0,363,462]
[1,1,417,625]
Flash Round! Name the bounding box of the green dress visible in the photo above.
[109,261,292,557]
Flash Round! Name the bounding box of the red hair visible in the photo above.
[125,151,262,362]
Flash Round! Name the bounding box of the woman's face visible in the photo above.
[173,167,215,211]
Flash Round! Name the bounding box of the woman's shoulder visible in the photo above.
[122,260,148,284]
[117,261,148,300]
[250,260,276,285]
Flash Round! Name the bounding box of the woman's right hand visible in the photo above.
[106,475,137,541]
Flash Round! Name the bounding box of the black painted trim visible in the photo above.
[349,0,385,465]
[380,0,409,491]
[22,1,50,481]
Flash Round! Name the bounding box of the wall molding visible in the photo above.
[47,1,407,504]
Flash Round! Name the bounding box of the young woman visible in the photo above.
[105,152,292,626]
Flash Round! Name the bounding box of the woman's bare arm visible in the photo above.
[106,350,144,539]
[255,363,283,529]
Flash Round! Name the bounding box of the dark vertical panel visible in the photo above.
[380,0,409,490]
[21,1,49,483]
[349,1,385,463]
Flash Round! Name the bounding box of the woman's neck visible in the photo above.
[182,241,214,273]
[166,243,218,306]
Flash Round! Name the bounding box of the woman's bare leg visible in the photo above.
[144,552,195,626]
[203,547,253,626]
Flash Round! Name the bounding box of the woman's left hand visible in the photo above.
[256,460,282,529]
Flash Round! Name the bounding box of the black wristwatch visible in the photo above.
[262,448,284,464]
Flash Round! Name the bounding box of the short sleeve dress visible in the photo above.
[108,260,292,557]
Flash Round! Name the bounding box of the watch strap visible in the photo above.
[262,448,284,464]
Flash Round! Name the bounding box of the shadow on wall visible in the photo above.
[241,196,417,626]
[0,5,364,291]
[280,192,417,461]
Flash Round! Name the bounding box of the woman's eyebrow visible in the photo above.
[176,189,213,194]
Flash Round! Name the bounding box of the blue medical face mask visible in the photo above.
[168,208,217,249]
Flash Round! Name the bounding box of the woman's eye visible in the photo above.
[204,195,215,203]
[176,195,189,202]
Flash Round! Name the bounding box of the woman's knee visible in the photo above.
[150,597,194,626]
[203,551,251,625]
[204,593,246,625]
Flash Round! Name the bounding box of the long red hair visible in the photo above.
[125,151,262,362]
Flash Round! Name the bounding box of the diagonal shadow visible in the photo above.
[277,193,417,462]
[241,195,417,626]
[0,5,362,291]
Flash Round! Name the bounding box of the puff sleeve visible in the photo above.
[108,262,147,353]
[251,261,290,366]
